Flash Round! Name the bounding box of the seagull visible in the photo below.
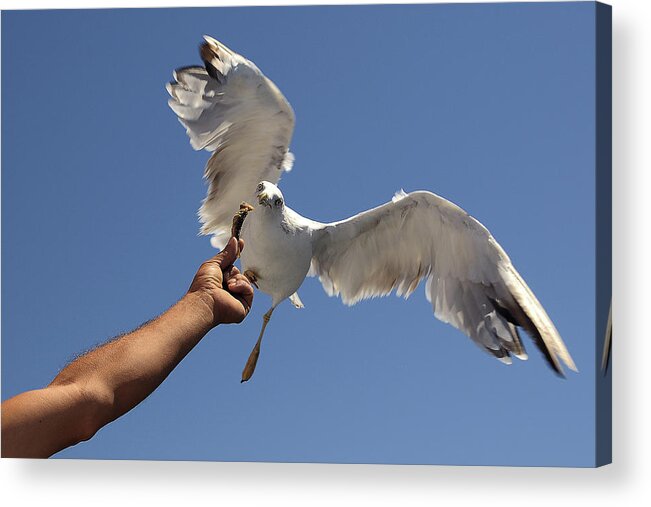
[167,36,578,381]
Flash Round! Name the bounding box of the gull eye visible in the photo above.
[257,183,264,192]
[274,198,283,207]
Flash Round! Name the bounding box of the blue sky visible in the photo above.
[2,3,600,466]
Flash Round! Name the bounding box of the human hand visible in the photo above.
[187,237,254,326]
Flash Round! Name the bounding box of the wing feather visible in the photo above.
[168,36,295,248]
[310,191,576,375]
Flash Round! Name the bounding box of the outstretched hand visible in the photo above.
[188,237,254,326]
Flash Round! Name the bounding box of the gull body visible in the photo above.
[168,36,578,380]
[239,182,315,307]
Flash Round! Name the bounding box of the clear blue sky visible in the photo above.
[2,3,599,466]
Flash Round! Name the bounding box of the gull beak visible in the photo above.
[257,192,269,206]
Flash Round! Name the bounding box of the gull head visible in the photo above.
[256,181,284,210]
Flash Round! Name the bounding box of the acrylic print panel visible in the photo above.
[1,2,611,466]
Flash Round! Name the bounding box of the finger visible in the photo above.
[212,237,239,268]
[228,278,254,313]
[226,272,248,290]
[223,266,241,286]
[228,273,248,283]
[232,289,253,316]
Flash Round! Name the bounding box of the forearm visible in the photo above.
[51,292,215,427]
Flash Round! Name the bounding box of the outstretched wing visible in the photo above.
[167,36,295,248]
[310,190,577,376]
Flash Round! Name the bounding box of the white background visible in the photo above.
[1,0,649,505]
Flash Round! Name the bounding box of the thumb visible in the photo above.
[213,237,240,268]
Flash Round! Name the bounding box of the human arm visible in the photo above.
[1,237,253,458]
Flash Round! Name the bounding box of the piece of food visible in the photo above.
[231,202,254,239]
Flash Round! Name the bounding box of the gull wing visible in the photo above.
[310,191,577,376]
[167,36,295,248]
[601,301,612,374]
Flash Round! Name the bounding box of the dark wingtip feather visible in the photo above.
[489,296,566,377]
[199,42,223,82]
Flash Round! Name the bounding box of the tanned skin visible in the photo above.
[1,237,253,458]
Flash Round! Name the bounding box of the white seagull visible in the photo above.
[167,36,577,381]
